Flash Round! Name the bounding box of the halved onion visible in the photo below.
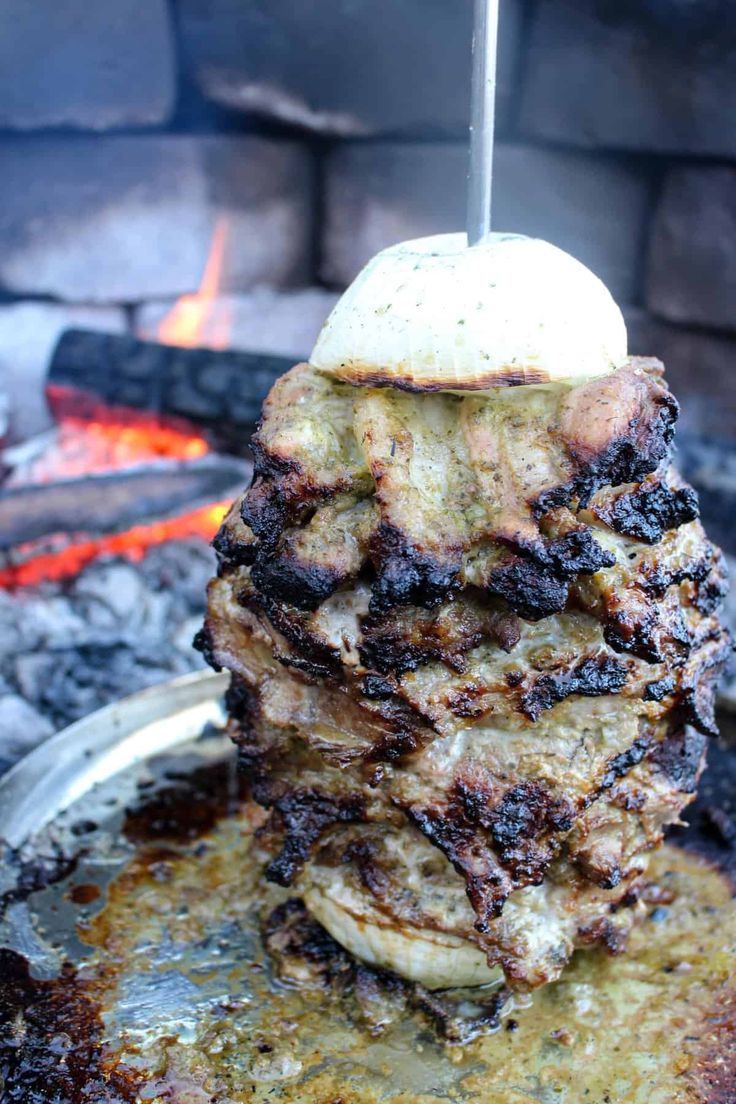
[310,233,627,393]
[303,880,502,991]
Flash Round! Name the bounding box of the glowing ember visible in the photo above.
[157,217,233,350]
[0,500,229,589]
[1,222,239,589]
[22,388,210,485]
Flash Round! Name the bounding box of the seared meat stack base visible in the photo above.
[199,357,729,991]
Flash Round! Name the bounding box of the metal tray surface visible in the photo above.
[0,669,228,848]
[0,673,735,1104]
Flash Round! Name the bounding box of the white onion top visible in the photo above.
[310,233,627,391]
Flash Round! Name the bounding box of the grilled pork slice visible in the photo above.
[215,663,710,990]
[198,358,730,991]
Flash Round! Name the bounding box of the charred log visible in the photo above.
[48,328,292,452]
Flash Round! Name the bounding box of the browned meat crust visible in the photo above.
[198,358,731,991]
[590,472,699,545]
[229,359,677,620]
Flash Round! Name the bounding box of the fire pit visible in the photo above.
[0,233,305,769]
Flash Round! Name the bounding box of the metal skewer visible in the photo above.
[466,0,500,246]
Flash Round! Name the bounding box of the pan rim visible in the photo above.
[0,668,228,849]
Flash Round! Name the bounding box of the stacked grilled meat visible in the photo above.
[199,355,730,991]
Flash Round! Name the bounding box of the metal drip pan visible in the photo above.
[0,669,229,847]
[0,672,735,1103]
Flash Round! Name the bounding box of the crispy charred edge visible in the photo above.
[693,546,730,616]
[591,478,699,545]
[360,709,431,763]
[243,396,363,556]
[401,724,685,930]
[443,650,631,723]
[239,361,677,615]
[460,780,576,866]
[649,725,707,795]
[400,803,510,930]
[236,515,717,686]
[558,360,679,508]
[486,529,616,621]
[240,445,302,552]
[571,727,708,889]
[192,624,222,672]
[263,898,510,1044]
[224,672,256,720]
[359,600,521,678]
[593,723,702,804]
[234,693,713,942]
[517,654,629,722]
[404,781,576,931]
[600,600,690,665]
[332,363,552,392]
[603,616,730,737]
[224,620,433,766]
[675,625,733,738]
[638,544,714,598]
[599,734,653,791]
[236,585,342,680]
[368,521,462,615]
[368,493,619,623]
[595,545,721,664]
[323,730,705,928]
[255,783,366,887]
[359,366,675,617]
[247,496,371,612]
[360,630,472,680]
[213,511,257,568]
[250,542,347,612]
[643,675,676,702]
[485,560,570,622]
[226,685,367,885]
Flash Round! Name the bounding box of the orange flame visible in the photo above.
[1,221,238,588]
[3,401,230,586]
[0,500,229,589]
[25,391,210,484]
[157,217,233,350]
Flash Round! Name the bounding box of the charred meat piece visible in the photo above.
[200,358,730,992]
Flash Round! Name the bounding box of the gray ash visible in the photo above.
[0,539,214,773]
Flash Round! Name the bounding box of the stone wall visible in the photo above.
[0,0,733,441]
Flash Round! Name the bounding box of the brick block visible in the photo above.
[322,142,650,301]
[0,302,126,441]
[0,0,175,130]
[178,0,522,137]
[647,167,736,333]
[0,136,314,302]
[519,0,736,156]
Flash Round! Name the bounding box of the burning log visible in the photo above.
[0,456,249,551]
[48,329,295,451]
[0,384,251,589]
